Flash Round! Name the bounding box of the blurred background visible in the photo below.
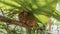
[0,0,60,34]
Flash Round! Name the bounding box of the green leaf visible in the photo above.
[52,10,60,21]
[33,13,50,25]
[0,0,20,9]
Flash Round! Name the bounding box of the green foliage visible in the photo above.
[0,0,60,34]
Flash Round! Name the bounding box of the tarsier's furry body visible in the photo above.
[18,11,36,27]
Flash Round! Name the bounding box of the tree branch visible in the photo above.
[0,15,30,28]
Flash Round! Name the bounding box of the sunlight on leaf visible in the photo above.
[34,14,49,24]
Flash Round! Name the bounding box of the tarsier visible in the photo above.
[18,11,45,30]
[18,11,36,28]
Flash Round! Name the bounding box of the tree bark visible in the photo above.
[48,19,52,31]
[0,15,46,29]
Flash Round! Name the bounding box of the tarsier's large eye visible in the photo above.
[18,11,36,27]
